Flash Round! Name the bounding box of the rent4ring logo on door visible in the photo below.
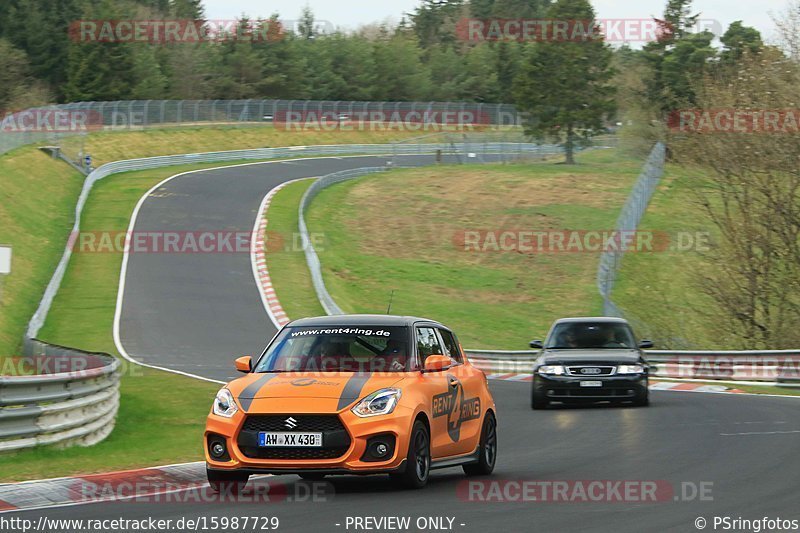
[432,375,481,441]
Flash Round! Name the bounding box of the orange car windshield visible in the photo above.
[255,326,412,373]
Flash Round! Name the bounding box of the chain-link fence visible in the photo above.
[0,100,522,158]
[597,142,667,317]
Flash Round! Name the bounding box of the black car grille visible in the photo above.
[238,415,351,461]
[566,366,616,376]
[242,415,345,433]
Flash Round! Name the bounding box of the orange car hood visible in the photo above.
[229,372,406,411]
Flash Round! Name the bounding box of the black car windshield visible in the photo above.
[255,326,412,373]
[546,323,636,349]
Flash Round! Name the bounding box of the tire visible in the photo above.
[390,420,431,489]
[633,390,650,407]
[531,389,549,410]
[298,473,327,481]
[463,411,497,476]
[207,469,249,494]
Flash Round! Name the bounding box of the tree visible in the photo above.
[210,17,265,99]
[409,0,465,49]
[720,21,762,63]
[658,31,716,110]
[673,49,800,348]
[641,0,722,116]
[514,0,616,164]
[371,35,432,100]
[170,0,204,19]
[0,38,49,110]
[456,43,500,102]
[772,0,800,62]
[297,5,317,40]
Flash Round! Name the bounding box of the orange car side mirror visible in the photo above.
[424,354,454,373]
[235,356,253,373]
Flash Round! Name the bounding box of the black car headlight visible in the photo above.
[617,364,645,375]
[538,365,566,376]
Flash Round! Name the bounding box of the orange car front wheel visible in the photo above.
[390,420,430,489]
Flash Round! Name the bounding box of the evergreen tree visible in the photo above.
[514,0,616,164]
[720,21,763,63]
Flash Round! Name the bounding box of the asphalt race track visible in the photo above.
[116,153,473,382]
[9,382,800,532]
[67,153,800,531]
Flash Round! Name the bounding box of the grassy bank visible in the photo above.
[0,161,283,481]
[60,126,434,166]
[301,148,645,348]
[612,165,722,348]
[0,147,84,357]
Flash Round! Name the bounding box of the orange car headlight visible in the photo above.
[213,388,239,418]
[351,388,402,418]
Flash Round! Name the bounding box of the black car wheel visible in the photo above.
[464,411,497,476]
[391,420,430,489]
[207,469,249,494]
[531,388,549,410]
[633,389,650,407]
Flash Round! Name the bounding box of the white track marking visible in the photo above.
[112,155,393,384]
[720,430,800,436]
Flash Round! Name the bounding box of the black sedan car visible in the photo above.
[530,318,653,409]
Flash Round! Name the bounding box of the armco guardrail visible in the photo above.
[0,340,121,452]
[465,350,800,387]
[299,167,389,315]
[26,142,543,340]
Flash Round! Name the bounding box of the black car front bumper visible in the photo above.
[534,374,648,402]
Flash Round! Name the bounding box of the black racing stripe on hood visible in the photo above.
[238,373,280,412]
[337,373,372,410]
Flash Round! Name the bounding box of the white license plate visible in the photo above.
[258,432,323,448]
[580,381,603,388]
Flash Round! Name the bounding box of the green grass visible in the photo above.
[612,164,724,348]
[300,148,644,348]
[0,147,85,358]
[656,379,800,397]
[61,125,425,166]
[265,180,325,320]
[0,161,279,481]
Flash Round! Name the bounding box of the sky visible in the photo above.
[203,0,790,44]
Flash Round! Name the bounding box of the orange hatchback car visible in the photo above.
[205,315,497,490]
